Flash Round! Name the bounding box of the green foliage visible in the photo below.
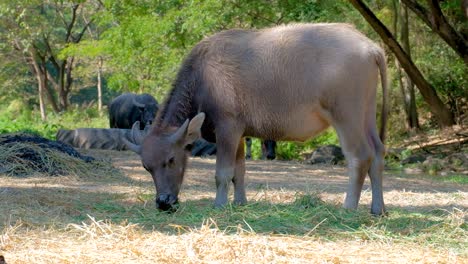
[95,0,371,98]
[399,149,413,160]
[0,101,108,140]
[438,175,468,184]
[276,129,339,160]
[415,41,467,121]
[0,0,104,111]
[248,129,339,160]
[1,0,467,159]
[276,141,303,160]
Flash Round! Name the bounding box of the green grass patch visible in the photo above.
[59,192,466,254]
[2,186,466,255]
[387,169,468,185]
[433,174,468,184]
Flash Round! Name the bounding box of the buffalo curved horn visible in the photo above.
[122,121,144,154]
[169,119,190,144]
[122,137,142,154]
[132,96,145,108]
[131,121,145,145]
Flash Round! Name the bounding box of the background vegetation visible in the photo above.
[0,0,466,159]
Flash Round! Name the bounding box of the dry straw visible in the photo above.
[1,215,464,264]
[0,134,120,178]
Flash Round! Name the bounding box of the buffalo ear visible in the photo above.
[169,112,205,147]
[184,112,205,145]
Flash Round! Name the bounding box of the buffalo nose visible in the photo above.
[156,194,179,212]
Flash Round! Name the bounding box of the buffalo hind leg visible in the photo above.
[368,127,386,215]
[214,122,243,208]
[335,123,373,211]
[232,138,247,205]
[343,143,372,211]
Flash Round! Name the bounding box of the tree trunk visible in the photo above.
[97,57,103,114]
[40,58,60,113]
[30,53,47,121]
[349,0,455,128]
[58,61,67,111]
[400,0,467,65]
[392,0,410,129]
[64,57,74,109]
[38,83,47,121]
[399,2,420,129]
[28,48,60,113]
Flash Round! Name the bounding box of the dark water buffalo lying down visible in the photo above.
[191,138,217,157]
[56,123,216,157]
[124,23,388,215]
[245,138,276,160]
[109,93,159,130]
[56,122,148,150]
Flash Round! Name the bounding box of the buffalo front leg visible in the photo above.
[214,123,243,208]
[232,138,247,205]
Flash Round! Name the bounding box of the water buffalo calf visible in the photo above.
[124,23,388,215]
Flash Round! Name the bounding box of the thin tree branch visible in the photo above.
[400,0,467,64]
[65,4,80,42]
[73,18,94,43]
[349,0,455,127]
[42,35,60,71]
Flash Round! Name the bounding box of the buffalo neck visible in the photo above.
[155,60,200,132]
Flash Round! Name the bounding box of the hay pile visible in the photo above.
[0,133,116,177]
[1,216,463,263]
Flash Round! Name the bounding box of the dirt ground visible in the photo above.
[106,150,467,211]
[1,149,467,263]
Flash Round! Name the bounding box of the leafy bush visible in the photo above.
[0,102,108,140]
[248,129,339,161]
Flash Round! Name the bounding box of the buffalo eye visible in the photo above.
[168,157,175,167]
[185,144,193,151]
[162,157,175,168]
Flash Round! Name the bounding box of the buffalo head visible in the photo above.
[133,96,158,128]
[124,113,205,212]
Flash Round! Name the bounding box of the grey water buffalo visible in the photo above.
[245,138,276,160]
[109,93,159,129]
[57,122,148,150]
[124,23,388,215]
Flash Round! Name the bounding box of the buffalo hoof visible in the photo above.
[371,209,388,217]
